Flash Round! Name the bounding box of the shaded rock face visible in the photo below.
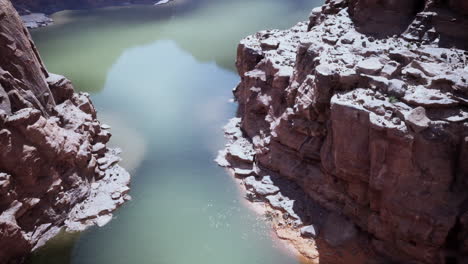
[0,0,130,262]
[11,0,160,15]
[347,0,468,49]
[222,0,468,263]
[348,0,424,36]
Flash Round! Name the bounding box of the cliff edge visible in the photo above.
[218,0,468,263]
[0,0,130,262]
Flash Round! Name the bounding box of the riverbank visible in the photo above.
[20,13,53,28]
[216,118,379,264]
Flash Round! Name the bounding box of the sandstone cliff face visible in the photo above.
[0,0,130,262]
[220,0,468,263]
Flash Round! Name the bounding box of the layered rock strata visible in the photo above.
[0,0,130,262]
[219,0,468,263]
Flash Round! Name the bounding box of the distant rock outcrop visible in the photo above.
[0,0,130,262]
[11,0,173,28]
[219,0,468,263]
[11,0,170,15]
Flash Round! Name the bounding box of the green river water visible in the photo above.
[27,0,324,263]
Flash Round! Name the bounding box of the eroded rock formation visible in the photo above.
[219,0,468,263]
[0,0,130,262]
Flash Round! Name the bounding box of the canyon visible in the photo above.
[7,0,321,263]
[218,0,468,263]
[0,0,130,262]
[0,0,467,263]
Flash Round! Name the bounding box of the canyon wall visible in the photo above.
[220,0,468,263]
[0,0,130,262]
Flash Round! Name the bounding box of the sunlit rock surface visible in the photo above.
[0,0,130,262]
[219,0,468,263]
[19,13,53,28]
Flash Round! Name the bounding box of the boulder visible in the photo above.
[300,225,318,238]
[46,73,74,104]
[406,106,431,133]
[356,58,383,75]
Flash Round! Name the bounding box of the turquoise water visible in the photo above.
[28,0,323,263]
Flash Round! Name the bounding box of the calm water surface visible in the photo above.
[28,0,324,263]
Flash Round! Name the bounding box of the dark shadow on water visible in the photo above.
[245,161,387,264]
[25,230,80,264]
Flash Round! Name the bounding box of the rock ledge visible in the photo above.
[219,0,468,263]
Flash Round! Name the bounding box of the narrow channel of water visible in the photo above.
[28,0,324,263]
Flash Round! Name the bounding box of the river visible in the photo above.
[28,0,324,263]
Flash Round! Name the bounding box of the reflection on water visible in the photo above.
[28,0,324,263]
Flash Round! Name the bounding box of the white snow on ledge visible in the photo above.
[154,0,173,5]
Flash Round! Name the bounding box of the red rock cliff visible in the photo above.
[219,0,468,263]
[0,0,130,262]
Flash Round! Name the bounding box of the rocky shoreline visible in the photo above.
[0,0,132,262]
[218,0,468,263]
[216,118,381,263]
[20,13,53,28]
